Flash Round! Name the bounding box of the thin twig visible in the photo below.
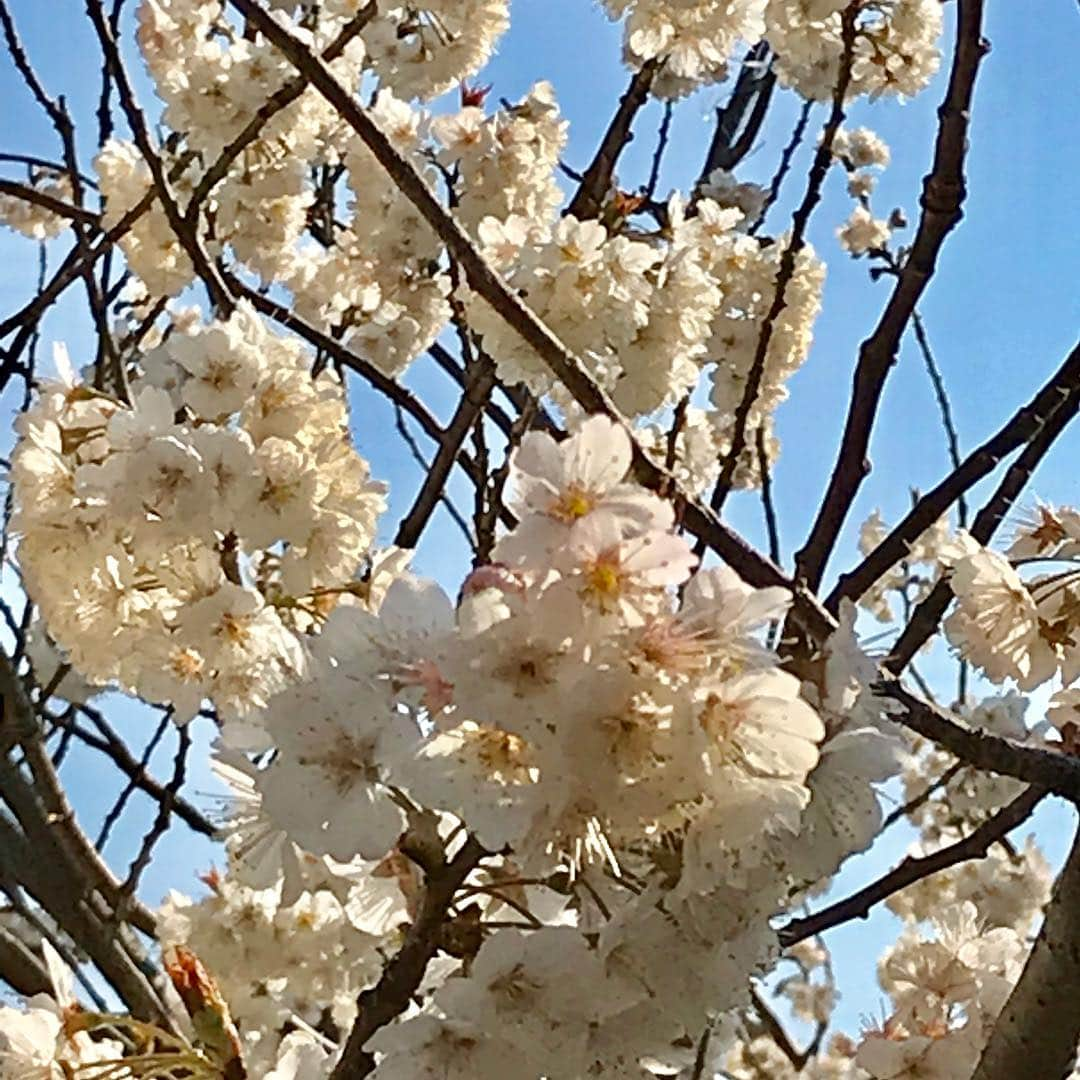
[749,99,814,236]
[706,4,858,517]
[779,784,1046,947]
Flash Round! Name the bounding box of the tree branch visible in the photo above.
[749,99,814,236]
[329,835,486,1079]
[0,919,50,997]
[876,681,1080,799]
[0,178,97,226]
[829,339,1080,613]
[778,785,1045,948]
[972,820,1080,1080]
[565,60,659,220]
[887,374,1080,672]
[695,43,774,185]
[394,358,497,549]
[794,0,990,590]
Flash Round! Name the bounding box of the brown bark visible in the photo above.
[973,825,1080,1080]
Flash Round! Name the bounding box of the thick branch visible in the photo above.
[794,0,990,590]
[329,836,486,1079]
[0,919,50,996]
[972,823,1080,1080]
[0,179,97,226]
[876,680,1080,799]
[695,43,774,184]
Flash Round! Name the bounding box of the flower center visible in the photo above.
[551,485,596,522]
[585,558,623,599]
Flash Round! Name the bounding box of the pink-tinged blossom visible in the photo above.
[494,414,672,566]
[546,514,698,627]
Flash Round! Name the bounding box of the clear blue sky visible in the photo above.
[1,0,1078,1038]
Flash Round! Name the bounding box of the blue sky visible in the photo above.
[1,0,1078,1039]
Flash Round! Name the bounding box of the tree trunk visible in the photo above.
[973,821,1080,1080]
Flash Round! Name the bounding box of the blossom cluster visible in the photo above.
[138,416,915,1076]
[766,0,943,102]
[601,0,943,102]
[471,199,824,482]
[834,126,896,255]
[855,902,1026,1078]
[10,304,386,721]
[0,169,73,240]
[944,511,1080,692]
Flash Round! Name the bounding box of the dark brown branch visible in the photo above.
[0,179,98,226]
[690,1025,712,1080]
[52,705,215,838]
[427,341,516,437]
[475,399,535,565]
[757,425,782,567]
[830,339,1080,614]
[0,1,69,134]
[643,100,674,200]
[95,0,124,147]
[749,984,820,1070]
[696,43,773,185]
[887,375,1080,672]
[565,60,659,220]
[95,711,172,851]
[0,152,98,187]
[707,6,857,515]
[0,808,165,1021]
[392,403,477,547]
[117,722,189,908]
[880,760,964,831]
[749,99,814,236]
[395,359,497,549]
[972,822,1080,1080]
[912,309,967,525]
[876,681,1080,799]
[0,919,50,996]
[329,836,486,1079]
[794,0,990,591]
[778,785,1046,948]
[225,0,839,645]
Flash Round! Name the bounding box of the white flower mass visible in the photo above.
[0,0,1073,1078]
